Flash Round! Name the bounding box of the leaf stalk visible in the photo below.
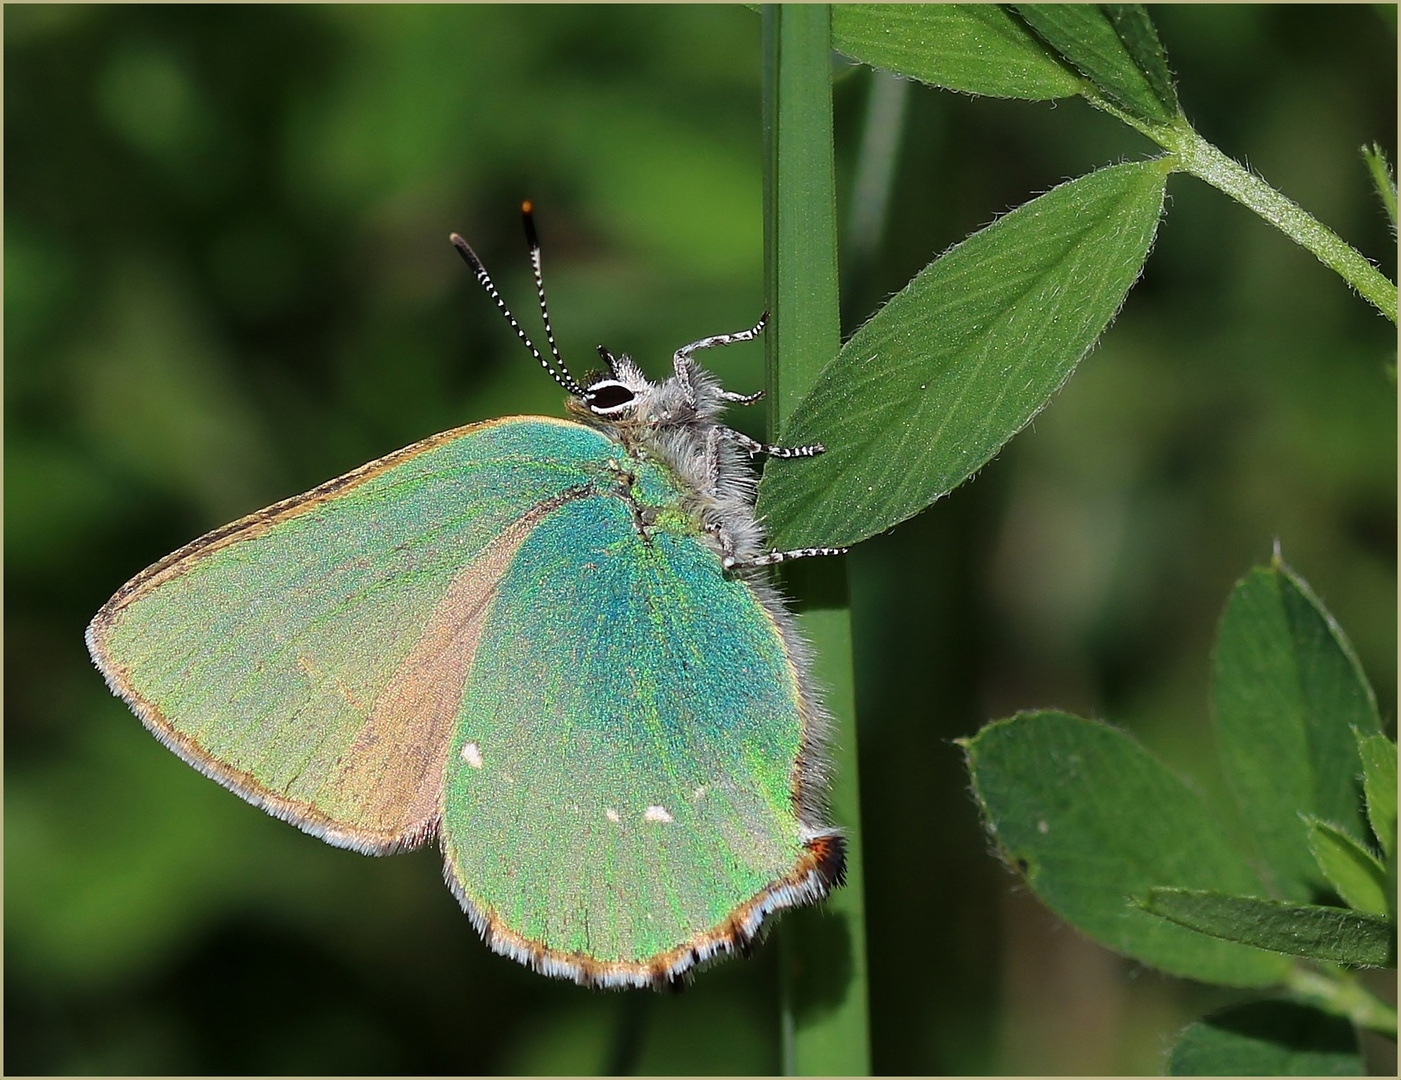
[1284,964,1398,1039]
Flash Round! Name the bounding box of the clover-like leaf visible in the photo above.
[1143,888,1395,968]
[1166,1001,1362,1076]
[1356,729,1397,862]
[831,4,1082,100]
[1304,816,1389,917]
[758,159,1168,550]
[1211,558,1382,901]
[963,711,1290,986]
[1010,4,1179,122]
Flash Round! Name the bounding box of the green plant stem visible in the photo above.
[1284,964,1398,1038]
[1126,116,1397,323]
[1084,87,1397,323]
[762,5,871,1075]
[1361,142,1398,232]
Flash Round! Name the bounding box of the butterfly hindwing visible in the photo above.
[87,417,621,853]
[439,457,815,984]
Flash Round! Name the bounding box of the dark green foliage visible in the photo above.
[1167,1001,1363,1076]
[1143,889,1395,968]
[1011,4,1179,122]
[966,557,1396,1070]
[964,711,1290,986]
[1358,730,1398,864]
[1211,561,1382,900]
[831,4,1081,100]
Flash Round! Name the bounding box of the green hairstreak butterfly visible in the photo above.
[87,203,847,988]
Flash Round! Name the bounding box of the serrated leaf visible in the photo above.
[963,711,1290,987]
[1211,559,1382,901]
[1356,729,1397,861]
[757,159,1167,550]
[1011,4,1178,122]
[1143,888,1396,967]
[1166,1000,1363,1076]
[831,4,1082,100]
[1304,816,1389,916]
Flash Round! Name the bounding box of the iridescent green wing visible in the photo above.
[440,460,832,987]
[87,417,616,853]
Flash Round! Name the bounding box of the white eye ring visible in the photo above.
[583,380,637,415]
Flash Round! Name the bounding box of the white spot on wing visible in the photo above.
[644,805,673,823]
[461,741,484,769]
[605,808,621,824]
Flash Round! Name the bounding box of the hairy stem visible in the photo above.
[1285,965,1398,1038]
[1144,118,1397,323]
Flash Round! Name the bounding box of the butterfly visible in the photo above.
[87,203,847,988]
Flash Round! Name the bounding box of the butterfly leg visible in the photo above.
[704,519,739,563]
[672,311,768,372]
[723,546,849,570]
[719,427,825,459]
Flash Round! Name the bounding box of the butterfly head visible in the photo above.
[453,204,704,431]
[571,346,678,426]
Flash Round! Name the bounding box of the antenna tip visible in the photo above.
[450,233,483,271]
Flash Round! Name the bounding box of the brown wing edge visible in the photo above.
[438,567,848,988]
[85,621,437,855]
[443,831,846,988]
[84,415,580,857]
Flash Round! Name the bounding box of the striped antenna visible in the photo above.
[450,226,584,398]
[521,202,574,388]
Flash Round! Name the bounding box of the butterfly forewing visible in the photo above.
[88,417,620,852]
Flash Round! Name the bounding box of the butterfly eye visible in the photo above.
[583,381,636,413]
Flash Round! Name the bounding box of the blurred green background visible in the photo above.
[5,4,1395,1074]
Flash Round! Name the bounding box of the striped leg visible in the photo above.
[674,312,768,367]
[723,546,849,570]
[720,427,825,459]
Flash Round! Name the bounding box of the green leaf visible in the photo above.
[1143,888,1396,967]
[1010,4,1179,123]
[1166,1000,1363,1076]
[1356,729,1397,861]
[1100,5,1180,116]
[757,158,1167,550]
[1211,558,1382,901]
[831,4,1082,100]
[1304,816,1389,917]
[963,711,1291,987]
